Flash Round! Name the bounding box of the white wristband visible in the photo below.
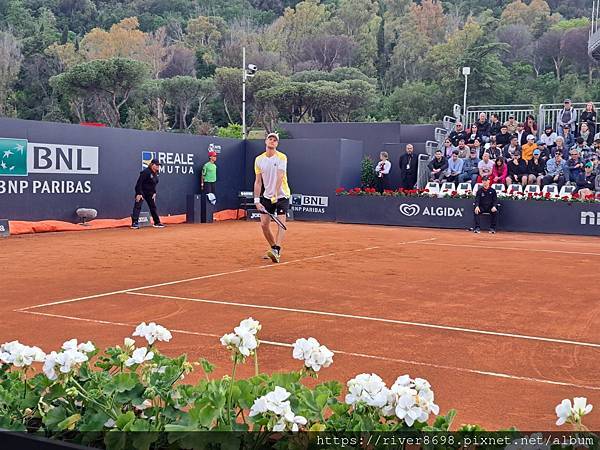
[254,197,260,204]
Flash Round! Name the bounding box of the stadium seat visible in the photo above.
[524,184,540,195]
[559,185,576,198]
[492,184,506,197]
[425,182,440,195]
[507,184,523,196]
[472,183,483,195]
[457,182,472,195]
[542,184,559,198]
[439,182,456,197]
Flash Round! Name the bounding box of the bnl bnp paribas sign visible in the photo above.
[0,137,98,194]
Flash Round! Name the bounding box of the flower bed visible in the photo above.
[0,319,596,450]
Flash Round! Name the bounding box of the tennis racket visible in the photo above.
[260,211,287,230]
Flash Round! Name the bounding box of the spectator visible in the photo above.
[571,136,590,155]
[491,156,508,186]
[557,99,577,136]
[473,175,498,234]
[459,148,480,185]
[580,102,597,138]
[504,115,518,134]
[444,150,463,183]
[506,151,528,188]
[543,151,569,189]
[521,134,538,162]
[449,122,467,147]
[487,139,503,160]
[375,151,391,193]
[503,135,521,159]
[574,161,596,197]
[495,124,512,148]
[555,136,568,159]
[456,139,469,158]
[398,144,418,190]
[562,125,575,149]
[442,138,455,158]
[477,152,494,182]
[515,122,527,145]
[476,113,491,142]
[578,122,594,146]
[428,149,448,182]
[536,141,552,161]
[539,125,557,149]
[489,113,502,137]
[524,114,538,137]
[467,124,482,147]
[567,149,584,181]
[528,149,546,187]
[471,138,483,158]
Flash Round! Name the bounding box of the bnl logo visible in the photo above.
[291,194,328,207]
[580,212,600,225]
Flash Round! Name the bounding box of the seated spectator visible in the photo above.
[524,114,538,137]
[442,138,455,158]
[515,122,527,145]
[571,137,590,155]
[491,156,508,186]
[428,149,448,182]
[444,150,463,183]
[449,122,467,147]
[536,141,552,161]
[557,99,577,136]
[521,134,538,162]
[477,152,494,182]
[503,135,521,159]
[580,101,597,138]
[504,115,518,134]
[567,149,584,181]
[467,125,482,147]
[554,136,568,159]
[528,149,546,187]
[562,125,575,149]
[473,175,498,234]
[489,113,502,137]
[459,148,480,185]
[495,124,512,147]
[476,113,491,142]
[471,138,483,158]
[543,151,569,189]
[487,139,503,160]
[574,161,597,197]
[540,125,557,148]
[375,151,391,193]
[456,139,469,158]
[506,151,528,188]
[579,122,594,146]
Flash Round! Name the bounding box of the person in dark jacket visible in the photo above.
[495,124,511,148]
[575,162,597,196]
[506,151,529,188]
[448,122,468,147]
[528,149,546,187]
[428,149,448,182]
[131,158,164,229]
[473,176,498,234]
[398,144,418,189]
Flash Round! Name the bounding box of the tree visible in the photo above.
[562,26,596,82]
[162,76,216,129]
[0,31,24,116]
[302,35,357,71]
[160,46,197,78]
[536,29,566,80]
[50,58,149,126]
[80,17,147,61]
[495,25,533,65]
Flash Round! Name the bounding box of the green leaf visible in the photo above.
[43,406,67,430]
[104,373,139,394]
[78,411,110,432]
[57,413,81,431]
[190,395,222,428]
[115,411,135,430]
[200,358,214,375]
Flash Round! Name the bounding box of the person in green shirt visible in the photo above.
[201,151,217,194]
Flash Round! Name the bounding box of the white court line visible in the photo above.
[126,291,600,349]
[416,241,600,257]
[16,237,436,312]
[17,310,600,392]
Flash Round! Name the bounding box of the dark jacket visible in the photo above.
[135,167,159,195]
[449,130,468,147]
[490,121,502,137]
[477,120,491,137]
[427,157,448,172]
[399,153,418,176]
[495,132,511,148]
[475,186,497,210]
[575,171,597,192]
[507,159,528,179]
[528,158,546,176]
[503,144,521,159]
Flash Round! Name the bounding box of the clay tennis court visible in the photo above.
[2,221,599,430]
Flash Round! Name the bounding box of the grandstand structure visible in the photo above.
[590,0,600,60]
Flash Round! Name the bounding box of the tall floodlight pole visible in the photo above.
[462,67,471,123]
[242,46,247,140]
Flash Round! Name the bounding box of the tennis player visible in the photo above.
[254,132,290,263]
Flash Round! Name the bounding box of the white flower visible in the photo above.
[345,373,389,408]
[556,397,593,426]
[62,339,95,354]
[292,338,318,360]
[0,341,46,367]
[249,387,306,432]
[221,318,261,357]
[125,347,154,367]
[292,337,334,372]
[43,351,59,380]
[381,374,439,426]
[236,330,258,357]
[132,322,172,345]
[123,337,135,349]
[236,317,261,335]
[43,349,88,380]
[220,333,241,348]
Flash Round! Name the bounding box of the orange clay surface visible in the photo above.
[1,221,599,430]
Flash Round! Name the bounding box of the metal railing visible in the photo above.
[425,140,439,157]
[442,115,457,131]
[465,105,534,128]
[416,154,430,189]
[538,103,593,132]
[434,127,448,144]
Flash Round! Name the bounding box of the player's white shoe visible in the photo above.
[267,248,280,263]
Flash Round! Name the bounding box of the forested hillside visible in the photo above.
[0,0,595,133]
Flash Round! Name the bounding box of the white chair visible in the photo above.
[559,184,576,198]
[507,184,523,196]
[472,183,483,195]
[542,184,559,198]
[492,183,506,197]
[524,184,540,195]
[457,182,472,195]
[439,182,456,197]
[425,182,440,196]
